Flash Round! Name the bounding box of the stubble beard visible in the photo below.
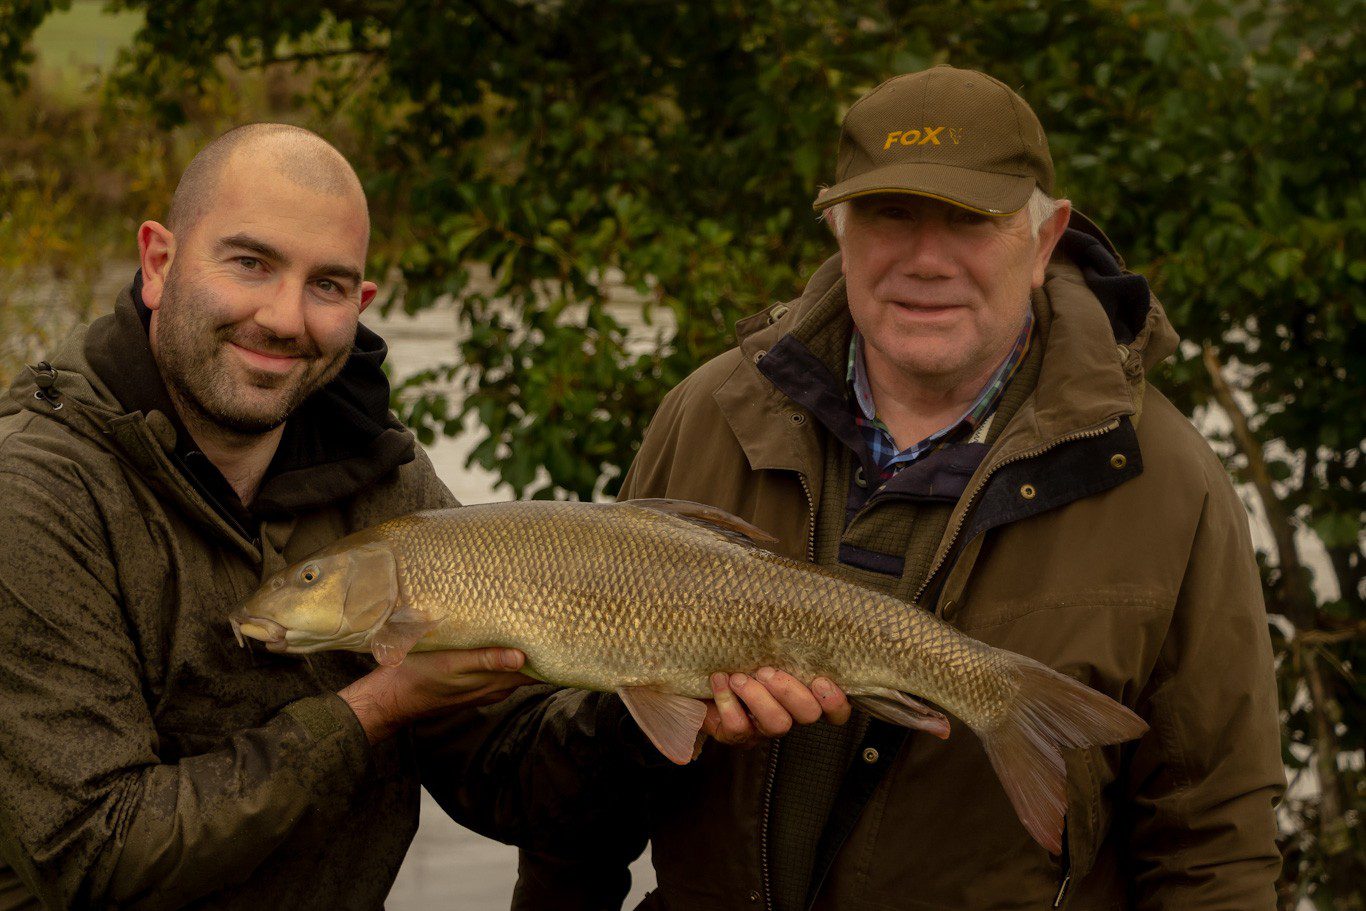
[154,269,350,438]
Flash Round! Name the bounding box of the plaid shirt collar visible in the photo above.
[847,311,1034,482]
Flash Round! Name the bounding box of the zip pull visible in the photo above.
[1052,873,1071,908]
[27,361,63,410]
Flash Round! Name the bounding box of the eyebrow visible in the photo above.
[216,233,363,290]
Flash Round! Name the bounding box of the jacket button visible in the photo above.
[1110,453,1128,470]
[1019,483,1037,500]
[862,747,879,763]
[748,889,762,902]
[854,466,868,488]
[789,412,806,426]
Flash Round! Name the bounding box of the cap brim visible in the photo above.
[813,161,1034,216]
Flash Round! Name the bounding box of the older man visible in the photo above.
[0,124,533,909]
[436,67,1284,909]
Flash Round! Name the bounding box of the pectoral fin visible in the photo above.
[617,687,710,765]
[850,689,951,739]
[370,606,439,667]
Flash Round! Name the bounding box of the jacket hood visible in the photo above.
[2,276,416,526]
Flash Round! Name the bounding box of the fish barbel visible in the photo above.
[230,498,1145,853]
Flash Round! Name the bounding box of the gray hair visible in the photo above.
[823,186,1061,241]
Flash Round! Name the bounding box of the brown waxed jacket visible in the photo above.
[430,221,1283,910]
[0,284,456,909]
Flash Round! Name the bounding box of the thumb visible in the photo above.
[472,647,525,672]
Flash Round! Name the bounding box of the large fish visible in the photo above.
[230,498,1145,853]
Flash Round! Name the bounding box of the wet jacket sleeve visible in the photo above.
[1125,478,1284,908]
[0,471,373,910]
[415,686,656,910]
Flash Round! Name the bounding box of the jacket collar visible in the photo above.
[12,275,415,535]
[715,213,1178,478]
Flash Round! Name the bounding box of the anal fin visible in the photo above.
[617,687,710,765]
[850,688,951,740]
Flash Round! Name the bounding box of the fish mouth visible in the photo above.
[229,613,289,652]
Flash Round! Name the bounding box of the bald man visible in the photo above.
[0,124,534,910]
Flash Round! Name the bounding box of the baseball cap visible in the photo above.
[813,65,1054,216]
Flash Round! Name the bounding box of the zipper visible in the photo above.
[912,419,1121,607]
[758,741,781,911]
[757,471,815,910]
[797,473,816,563]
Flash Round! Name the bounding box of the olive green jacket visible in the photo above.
[432,223,1283,910]
[0,286,455,909]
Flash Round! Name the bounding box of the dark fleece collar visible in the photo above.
[85,271,414,525]
[1055,227,1151,345]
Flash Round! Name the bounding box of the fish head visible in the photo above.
[231,544,399,655]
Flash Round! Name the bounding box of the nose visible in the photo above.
[253,281,307,340]
[895,220,957,281]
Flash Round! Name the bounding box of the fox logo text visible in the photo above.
[883,127,959,149]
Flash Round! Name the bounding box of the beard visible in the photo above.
[153,266,352,436]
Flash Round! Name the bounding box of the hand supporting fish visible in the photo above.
[337,646,537,744]
[230,498,1147,855]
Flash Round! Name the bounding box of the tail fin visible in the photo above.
[979,656,1148,855]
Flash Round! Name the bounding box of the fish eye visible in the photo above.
[300,565,320,585]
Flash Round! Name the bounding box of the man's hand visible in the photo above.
[339,648,535,744]
[702,668,850,747]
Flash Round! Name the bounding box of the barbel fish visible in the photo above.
[230,498,1146,853]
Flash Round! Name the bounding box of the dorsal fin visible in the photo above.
[626,498,779,546]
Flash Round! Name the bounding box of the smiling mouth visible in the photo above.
[890,301,965,317]
[228,342,306,372]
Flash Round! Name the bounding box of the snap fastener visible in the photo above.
[862,747,879,763]
[747,889,762,902]
[854,466,868,488]
[1110,453,1128,470]
[752,349,766,364]
[1019,483,1037,500]
[767,304,790,324]
[789,412,806,426]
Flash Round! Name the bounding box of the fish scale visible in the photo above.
[231,497,1147,855]
[355,503,1013,727]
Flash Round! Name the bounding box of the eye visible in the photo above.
[316,279,341,295]
[300,565,320,584]
[236,256,263,271]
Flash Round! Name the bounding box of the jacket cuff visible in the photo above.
[282,693,372,781]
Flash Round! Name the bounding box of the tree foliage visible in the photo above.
[3,1,1362,906]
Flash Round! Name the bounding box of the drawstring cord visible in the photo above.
[27,362,62,410]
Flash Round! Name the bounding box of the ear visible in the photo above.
[1031,199,1072,289]
[138,221,176,310]
[359,280,378,313]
